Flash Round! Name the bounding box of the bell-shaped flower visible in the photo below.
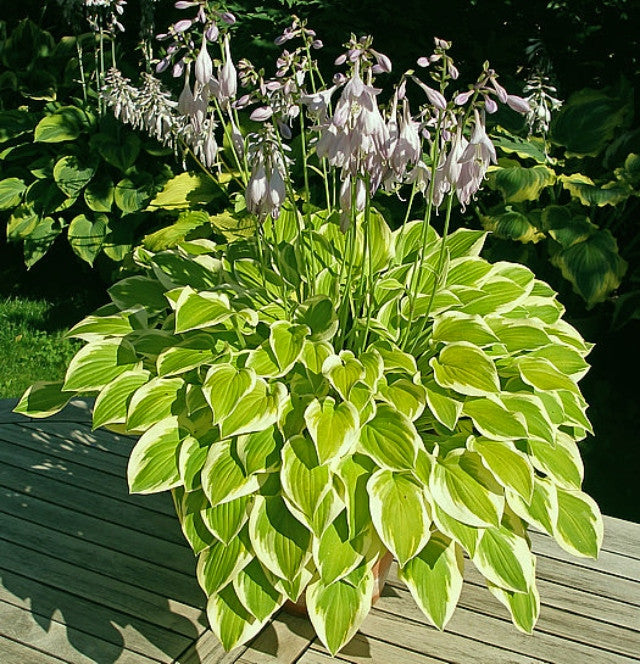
[456,111,497,207]
[177,72,195,116]
[218,35,237,103]
[195,37,213,86]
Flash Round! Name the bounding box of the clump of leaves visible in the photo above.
[482,79,637,309]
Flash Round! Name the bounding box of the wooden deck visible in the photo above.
[0,398,638,664]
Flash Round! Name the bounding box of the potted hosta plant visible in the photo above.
[16,10,602,657]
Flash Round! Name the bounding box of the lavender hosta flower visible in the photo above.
[301,86,337,121]
[195,117,218,169]
[195,37,213,86]
[371,49,392,73]
[217,35,238,104]
[412,77,447,111]
[454,90,474,106]
[389,100,421,180]
[456,110,497,208]
[484,96,498,114]
[506,94,530,114]
[177,74,195,115]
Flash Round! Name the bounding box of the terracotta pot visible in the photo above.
[282,551,395,617]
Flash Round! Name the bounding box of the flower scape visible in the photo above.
[18,5,603,657]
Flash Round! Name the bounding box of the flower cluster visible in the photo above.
[523,72,563,136]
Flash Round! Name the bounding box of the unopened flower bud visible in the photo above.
[506,94,531,114]
[250,106,273,122]
[205,24,219,42]
[484,96,498,114]
[173,19,192,33]
[454,90,473,105]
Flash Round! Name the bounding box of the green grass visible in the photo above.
[0,297,82,399]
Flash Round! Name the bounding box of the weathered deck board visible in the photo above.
[1,398,639,664]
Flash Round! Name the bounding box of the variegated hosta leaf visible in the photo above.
[313,511,366,584]
[269,320,309,372]
[425,379,463,431]
[430,450,505,528]
[472,526,535,593]
[432,504,481,556]
[127,376,184,432]
[156,344,216,377]
[203,364,255,423]
[127,416,186,494]
[335,455,375,539]
[306,569,374,656]
[173,286,233,333]
[430,342,500,397]
[359,403,419,470]
[300,339,334,374]
[304,397,359,464]
[487,158,556,203]
[280,435,331,525]
[367,469,430,566]
[202,495,251,545]
[462,397,528,441]
[432,311,498,347]
[235,427,281,475]
[63,337,138,392]
[197,533,252,595]
[559,173,628,207]
[180,496,217,554]
[377,378,426,421]
[399,532,464,630]
[528,434,584,490]
[92,369,150,429]
[220,380,286,439]
[207,584,267,651]
[506,476,558,537]
[14,380,72,419]
[499,393,556,444]
[233,559,283,621]
[553,488,603,559]
[201,440,261,508]
[248,495,311,581]
[481,209,545,244]
[178,435,208,491]
[322,350,365,400]
[488,579,540,633]
[469,437,534,502]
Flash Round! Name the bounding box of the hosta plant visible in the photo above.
[16,15,602,657]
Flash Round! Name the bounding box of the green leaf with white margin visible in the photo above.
[439,228,487,260]
[469,437,533,501]
[506,476,558,536]
[14,381,71,418]
[128,417,186,494]
[425,379,463,431]
[92,369,150,429]
[233,559,283,621]
[377,379,426,421]
[335,455,375,538]
[432,311,498,347]
[554,488,603,559]
[481,209,545,244]
[109,276,168,313]
[399,532,464,630]
[248,495,311,581]
[63,338,138,392]
[0,177,26,210]
[359,348,384,390]
[313,511,365,584]
[359,404,419,470]
[488,319,551,353]
[203,364,255,422]
[432,504,480,555]
[300,339,333,374]
[462,397,528,441]
[527,344,589,380]
[207,584,266,651]
[322,351,365,400]
[487,158,556,202]
[269,320,309,372]
[53,154,96,197]
[174,287,233,333]
[528,435,583,489]
[557,389,593,433]
[430,342,500,397]
[236,427,281,475]
[517,356,579,393]
[500,393,556,444]
[306,570,374,656]
[367,469,430,565]
[304,397,359,464]
[127,376,184,432]
[67,312,135,341]
[148,171,223,209]
[201,440,261,507]
[488,578,540,633]
[220,380,285,439]
[280,435,331,522]
[178,435,208,491]
[430,450,504,528]
[472,526,534,592]
[157,345,215,377]
[202,496,250,545]
[197,534,252,595]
